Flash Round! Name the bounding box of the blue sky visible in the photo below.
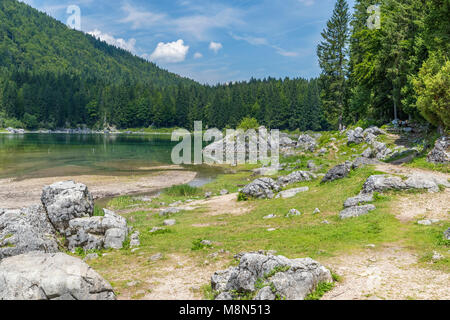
[20,0,355,84]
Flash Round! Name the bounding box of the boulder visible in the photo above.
[296,135,317,152]
[322,162,352,183]
[404,175,446,193]
[277,171,316,186]
[427,136,449,164]
[339,205,376,219]
[372,141,392,160]
[347,127,364,145]
[0,206,59,260]
[41,181,94,233]
[66,209,128,251]
[275,187,309,199]
[211,253,332,300]
[363,126,386,136]
[344,193,374,208]
[0,252,115,300]
[444,228,450,241]
[104,228,127,249]
[362,147,374,158]
[240,178,281,199]
[361,175,407,194]
[280,136,295,147]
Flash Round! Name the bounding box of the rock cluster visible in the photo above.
[0,252,115,300]
[296,134,317,152]
[240,178,281,199]
[211,252,333,300]
[1,181,132,259]
[427,136,449,164]
[340,173,449,219]
[277,171,316,186]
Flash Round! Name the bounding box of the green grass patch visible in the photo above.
[305,282,335,300]
[164,184,201,197]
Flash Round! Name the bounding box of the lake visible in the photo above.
[0,133,220,185]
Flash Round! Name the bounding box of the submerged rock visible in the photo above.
[0,252,115,300]
[211,252,332,300]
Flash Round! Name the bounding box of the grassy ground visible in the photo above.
[82,130,449,299]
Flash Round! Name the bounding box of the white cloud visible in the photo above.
[120,3,167,29]
[298,0,315,6]
[120,3,243,40]
[88,29,136,53]
[230,33,268,46]
[148,39,189,63]
[193,52,203,59]
[209,42,223,54]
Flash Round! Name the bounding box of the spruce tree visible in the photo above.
[317,0,350,130]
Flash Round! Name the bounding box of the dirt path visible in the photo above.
[322,245,450,300]
[0,169,197,209]
[179,193,254,217]
[322,162,449,300]
[117,254,229,300]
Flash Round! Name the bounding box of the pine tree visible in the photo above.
[317,0,350,130]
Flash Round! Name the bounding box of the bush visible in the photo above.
[3,117,24,129]
[238,117,260,131]
[23,113,39,130]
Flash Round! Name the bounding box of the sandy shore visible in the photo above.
[0,168,197,209]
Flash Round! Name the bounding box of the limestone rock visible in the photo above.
[339,205,376,219]
[347,127,364,145]
[276,187,309,199]
[296,135,317,152]
[0,252,115,300]
[322,162,352,183]
[277,171,316,186]
[240,178,281,199]
[212,253,332,300]
[427,136,449,164]
[0,206,59,260]
[41,181,94,233]
[361,175,407,194]
[344,193,374,208]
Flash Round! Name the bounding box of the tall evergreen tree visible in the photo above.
[317,0,350,130]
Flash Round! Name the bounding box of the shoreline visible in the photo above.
[0,169,197,209]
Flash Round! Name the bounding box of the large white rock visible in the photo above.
[0,206,59,260]
[41,181,94,233]
[211,253,333,300]
[0,252,115,300]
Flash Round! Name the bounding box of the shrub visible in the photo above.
[238,117,260,131]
